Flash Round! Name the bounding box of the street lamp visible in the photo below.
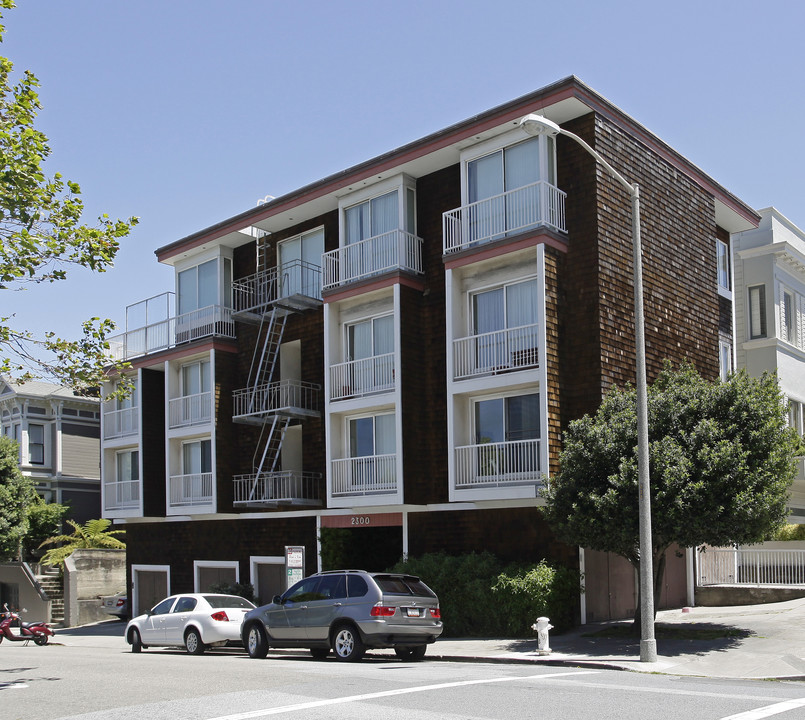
[520,114,657,663]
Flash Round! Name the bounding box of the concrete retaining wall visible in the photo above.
[63,549,125,627]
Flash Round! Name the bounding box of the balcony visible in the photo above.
[232,260,322,322]
[233,380,320,425]
[168,473,213,508]
[233,471,322,507]
[103,407,139,439]
[443,181,566,254]
[329,353,395,401]
[103,480,140,511]
[322,230,423,291]
[107,300,235,362]
[331,454,397,497]
[169,391,212,429]
[453,324,539,380]
[454,439,542,489]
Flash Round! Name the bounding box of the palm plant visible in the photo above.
[38,518,126,567]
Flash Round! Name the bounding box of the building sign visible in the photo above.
[285,545,305,590]
[320,513,403,529]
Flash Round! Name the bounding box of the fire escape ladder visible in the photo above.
[246,309,287,414]
[248,414,291,501]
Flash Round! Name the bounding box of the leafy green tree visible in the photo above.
[0,1,137,394]
[542,364,798,625]
[23,495,69,561]
[0,434,36,560]
[38,518,125,568]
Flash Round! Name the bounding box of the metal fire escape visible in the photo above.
[231,259,322,507]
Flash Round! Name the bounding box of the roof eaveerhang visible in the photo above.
[156,76,759,265]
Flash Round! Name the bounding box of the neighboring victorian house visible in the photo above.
[0,378,101,522]
[100,77,759,620]
[732,208,805,519]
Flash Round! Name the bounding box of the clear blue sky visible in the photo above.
[3,0,804,346]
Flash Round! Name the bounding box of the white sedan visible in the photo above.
[126,593,255,654]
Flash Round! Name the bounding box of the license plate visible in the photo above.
[405,608,422,617]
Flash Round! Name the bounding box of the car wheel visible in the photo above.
[310,647,329,660]
[185,628,205,655]
[246,623,269,659]
[130,628,143,653]
[332,625,365,662]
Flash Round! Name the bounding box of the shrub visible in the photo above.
[492,561,580,635]
[388,551,580,637]
[772,524,805,541]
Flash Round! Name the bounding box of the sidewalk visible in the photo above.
[53,598,805,680]
[429,597,805,680]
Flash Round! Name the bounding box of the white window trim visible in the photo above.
[193,560,240,592]
[459,127,557,207]
[337,174,416,243]
[717,238,733,300]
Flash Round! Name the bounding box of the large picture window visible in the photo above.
[178,258,231,315]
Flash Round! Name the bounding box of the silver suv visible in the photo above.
[241,570,443,662]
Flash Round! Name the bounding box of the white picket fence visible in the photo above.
[696,545,805,586]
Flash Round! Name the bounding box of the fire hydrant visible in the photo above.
[531,616,553,655]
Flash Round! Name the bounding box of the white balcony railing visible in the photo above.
[329,353,395,401]
[697,547,805,586]
[169,473,213,507]
[453,324,539,380]
[103,407,139,439]
[443,181,566,253]
[103,480,140,511]
[107,304,235,362]
[454,439,541,489]
[169,391,212,429]
[233,471,322,505]
[322,229,423,290]
[233,260,322,314]
[233,380,320,420]
[331,454,397,496]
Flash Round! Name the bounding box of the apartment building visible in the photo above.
[733,208,805,518]
[0,378,101,522]
[100,77,759,619]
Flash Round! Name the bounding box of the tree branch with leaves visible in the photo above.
[0,0,137,396]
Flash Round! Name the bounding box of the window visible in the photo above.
[717,238,731,293]
[788,399,804,438]
[182,360,210,398]
[466,136,555,242]
[116,450,139,483]
[183,439,212,475]
[474,394,540,445]
[178,257,231,314]
[781,287,799,346]
[719,341,732,381]
[28,423,44,465]
[748,285,767,339]
[347,315,393,360]
[471,279,537,370]
[278,228,324,298]
[349,414,395,458]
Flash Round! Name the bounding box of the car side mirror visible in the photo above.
[272,595,283,605]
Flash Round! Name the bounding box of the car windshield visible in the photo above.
[373,575,436,598]
[203,595,255,609]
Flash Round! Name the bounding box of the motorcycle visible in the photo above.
[0,603,55,645]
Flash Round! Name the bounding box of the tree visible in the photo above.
[38,518,125,568]
[0,434,36,560]
[23,495,69,561]
[542,364,798,625]
[0,1,137,395]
